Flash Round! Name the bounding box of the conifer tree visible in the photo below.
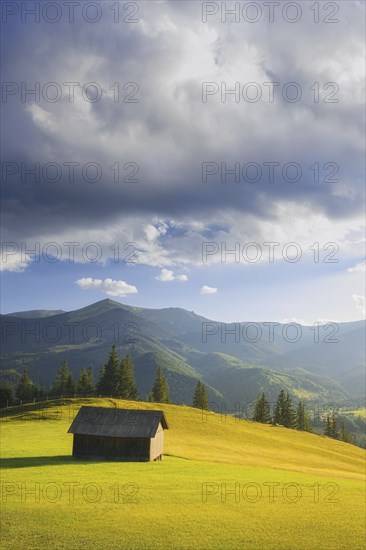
[283,393,297,428]
[193,380,209,410]
[200,383,209,410]
[51,360,75,396]
[324,413,339,439]
[0,381,14,407]
[193,380,201,408]
[96,365,105,395]
[331,414,339,439]
[118,355,139,400]
[66,372,75,395]
[252,392,271,423]
[33,383,46,400]
[324,414,332,437]
[296,401,312,432]
[87,367,94,390]
[149,366,170,403]
[15,370,34,402]
[340,420,353,444]
[96,345,119,395]
[273,389,287,425]
[77,368,94,395]
[273,390,297,429]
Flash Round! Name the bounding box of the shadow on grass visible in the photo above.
[0,455,151,468]
[0,455,79,468]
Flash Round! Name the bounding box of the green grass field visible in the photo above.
[1,398,365,549]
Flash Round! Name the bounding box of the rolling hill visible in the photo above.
[1,398,365,549]
[1,299,365,408]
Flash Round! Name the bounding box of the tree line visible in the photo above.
[1,345,209,409]
[2,345,170,404]
[252,390,352,443]
[0,347,354,445]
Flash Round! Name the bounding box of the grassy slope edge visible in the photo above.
[1,398,365,550]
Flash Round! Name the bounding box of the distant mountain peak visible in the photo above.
[1,298,364,403]
[97,298,122,306]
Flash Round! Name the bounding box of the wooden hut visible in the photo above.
[68,406,168,461]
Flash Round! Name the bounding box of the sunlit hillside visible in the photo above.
[1,398,365,549]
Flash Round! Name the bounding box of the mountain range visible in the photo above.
[1,299,365,407]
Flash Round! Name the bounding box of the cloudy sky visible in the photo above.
[1,0,365,323]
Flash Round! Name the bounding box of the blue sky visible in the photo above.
[1,1,365,323]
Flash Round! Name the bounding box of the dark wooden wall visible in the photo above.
[73,434,151,461]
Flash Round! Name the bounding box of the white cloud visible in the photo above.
[0,251,32,272]
[144,221,168,243]
[347,261,366,273]
[75,278,138,298]
[200,285,217,295]
[156,269,175,282]
[155,268,188,282]
[352,294,365,316]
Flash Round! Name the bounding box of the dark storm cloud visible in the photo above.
[1,1,365,259]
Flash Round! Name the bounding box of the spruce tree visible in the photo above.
[296,401,312,432]
[0,381,14,407]
[96,345,119,396]
[118,355,139,400]
[252,392,271,423]
[193,380,209,410]
[87,367,94,391]
[193,381,202,408]
[331,414,339,439]
[32,383,45,399]
[149,366,170,403]
[340,420,353,444]
[51,360,75,396]
[273,389,287,425]
[66,372,75,395]
[77,368,94,395]
[273,390,297,429]
[283,392,297,428]
[96,365,105,395]
[200,383,209,410]
[324,413,339,439]
[15,370,34,402]
[324,415,332,437]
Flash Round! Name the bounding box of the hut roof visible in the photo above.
[68,406,169,438]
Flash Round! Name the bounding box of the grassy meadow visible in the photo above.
[1,398,365,549]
